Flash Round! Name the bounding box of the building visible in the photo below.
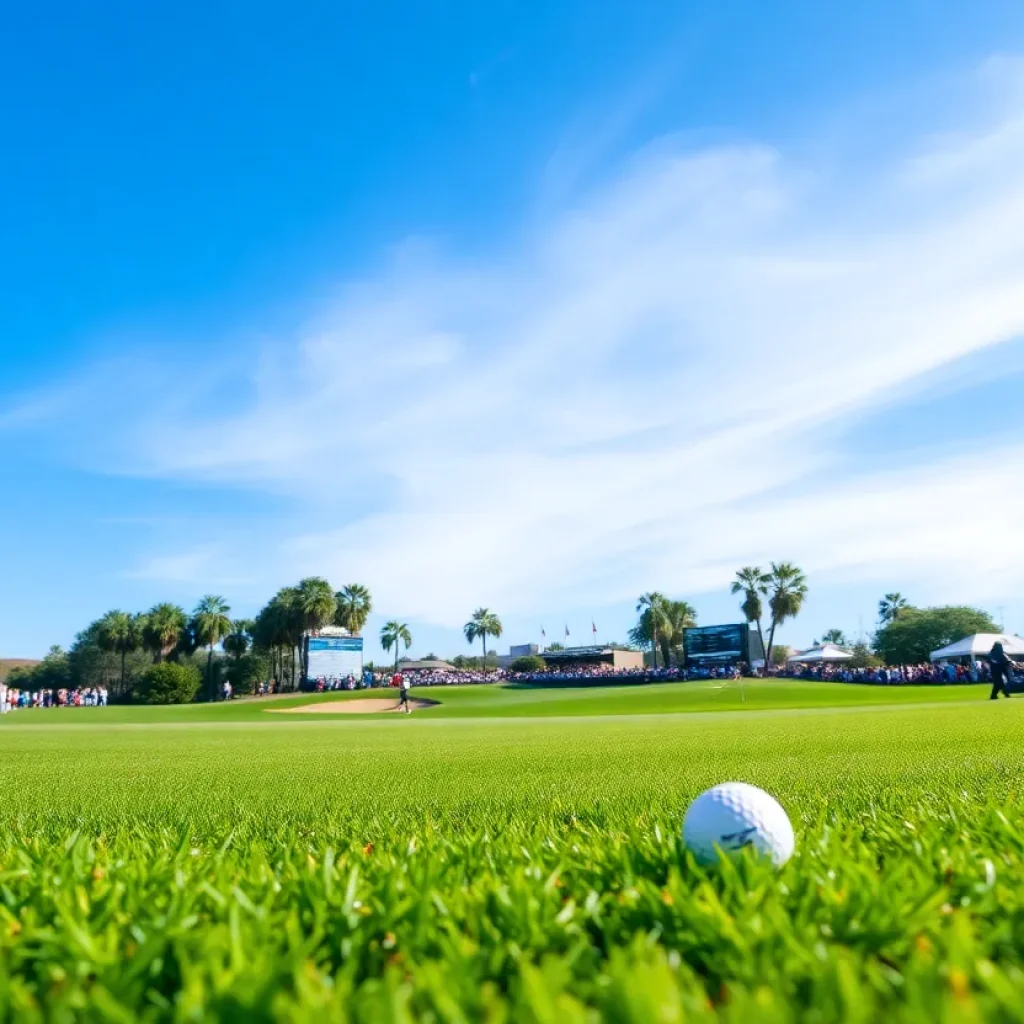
[539,645,644,672]
[496,643,541,668]
[509,643,540,658]
[397,659,457,672]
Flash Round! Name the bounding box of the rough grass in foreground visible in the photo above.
[2,686,1024,1021]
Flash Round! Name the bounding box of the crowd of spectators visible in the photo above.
[389,668,508,686]
[500,660,1013,687]
[309,673,370,692]
[302,668,513,691]
[298,661,782,690]
[506,664,692,683]
[0,683,108,713]
[6,658,1008,712]
[769,661,1001,685]
[379,661,1010,687]
[301,664,746,689]
[4,658,1009,712]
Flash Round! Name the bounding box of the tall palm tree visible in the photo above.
[764,563,808,667]
[820,628,847,646]
[191,596,233,700]
[731,566,770,657]
[635,592,670,669]
[295,577,337,683]
[276,586,305,690]
[96,610,144,695]
[251,594,297,689]
[878,593,909,625]
[661,599,697,667]
[223,619,254,661]
[380,621,412,674]
[141,603,188,663]
[334,583,373,636]
[463,608,503,670]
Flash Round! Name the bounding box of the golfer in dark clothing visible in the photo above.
[397,673,411,713]
[989,642,1013,700]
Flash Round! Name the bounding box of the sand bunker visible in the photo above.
[268,697,438,715]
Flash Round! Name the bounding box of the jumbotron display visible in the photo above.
[683,623,749,665]
[306,636,363,680]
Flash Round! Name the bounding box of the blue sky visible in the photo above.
[4,1,1024,661]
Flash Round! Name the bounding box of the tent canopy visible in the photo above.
[929,633,1024,662]
[398,659,456,671]
[788,643,854,664]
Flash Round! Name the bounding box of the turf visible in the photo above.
[2,681,1023,1021]
[0,676,991,725]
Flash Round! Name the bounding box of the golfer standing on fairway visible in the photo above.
[398,672,412,714]
[989,642,1013,700]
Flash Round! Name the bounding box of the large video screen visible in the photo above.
[683,624,747,664]
[306,636,363,680]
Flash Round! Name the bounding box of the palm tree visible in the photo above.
[731,567,770,657]
[141,603,188,663]
[878,593,909,625]
[295,578,337,682]
[763,563,808,667]
[464,608,503,670]
[276,586,305,690]
[661,599,697,667]
[223,619,254,661]
[820,628,847,646]
[191,596,233,700]
[334,583,373,636]
[634,592,670,669]
[380,621,412,674]
[96,610,144,695]
[251,593,298,689]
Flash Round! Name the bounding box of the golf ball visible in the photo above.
[682,782,795,866]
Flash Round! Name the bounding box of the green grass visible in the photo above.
[0,676,990,725]
[2,681,1022,1021]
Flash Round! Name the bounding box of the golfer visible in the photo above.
[988,642,1013,700]
[397,672,412,714]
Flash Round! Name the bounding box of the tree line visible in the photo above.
[7,584,511,701]
[9,564,1003,699]
[870,597,998,665]
[7,579,374,702]
[629,562,810,669]
[630,571,999,670]
[377,607,504,672]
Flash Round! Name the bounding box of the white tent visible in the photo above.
[929,633,1024,662]
[788,643,854,664]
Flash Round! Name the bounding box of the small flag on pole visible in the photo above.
[565,624,570,638]
[592,621,597,637]
[541,626,546,639]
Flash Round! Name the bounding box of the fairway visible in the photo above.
[0,676,991,725]
[4,681,1024,1020]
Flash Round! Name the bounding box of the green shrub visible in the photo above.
[226,652,272,695]
[509,654,546,673]
[874,606,997,665]
[134,662,202,705]
[849,641,882,669]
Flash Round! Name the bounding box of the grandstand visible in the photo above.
[539,645,644,671]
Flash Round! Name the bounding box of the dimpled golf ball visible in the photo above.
[683,782,795,866]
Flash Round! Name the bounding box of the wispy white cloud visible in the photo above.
[17,57,1024,627]
[123,546,257,589]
